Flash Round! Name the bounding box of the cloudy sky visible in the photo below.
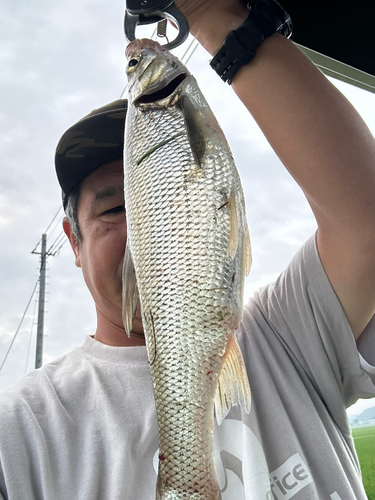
[1,0,375,419]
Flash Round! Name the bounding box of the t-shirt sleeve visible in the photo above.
[251,233,375,415]
[357,315,375,383]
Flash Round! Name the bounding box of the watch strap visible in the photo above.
[210,0,292,84]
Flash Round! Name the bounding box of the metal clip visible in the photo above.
[124,0,189,50]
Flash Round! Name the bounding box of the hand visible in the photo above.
[173,0,221,30]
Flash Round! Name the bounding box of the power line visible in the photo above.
[183,40,199,66]
[47,215,64,240]
[0,278,40,374]
[44,206,62,234]
[51,233,67,256]
[31,238,42,255]
[25,287,39,375]
[31,207,63,254]
[53,238,67,256]
[180,37,196,63]
[49,235,66,255]
[47,231,64,255]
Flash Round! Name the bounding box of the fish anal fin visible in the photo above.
[122,245,139,338]
[179,94,206,168]
[214,336,251,425]
[227,192,239,259]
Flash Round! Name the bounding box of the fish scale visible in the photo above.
[123,39,251,499]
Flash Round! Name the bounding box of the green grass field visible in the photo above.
[352,425,375,500]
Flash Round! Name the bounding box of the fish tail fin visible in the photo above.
[122,244,139,338]
[214,336,251,425]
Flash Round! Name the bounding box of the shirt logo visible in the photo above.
[268,453,313,500]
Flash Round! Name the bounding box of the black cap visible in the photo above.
[55,99,128,209]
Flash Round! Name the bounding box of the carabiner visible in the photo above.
[124,0,189,50]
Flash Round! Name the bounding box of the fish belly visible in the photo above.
[124,98,245,499]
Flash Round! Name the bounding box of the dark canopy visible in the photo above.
[282,0,375,93]
[284,0,374,76]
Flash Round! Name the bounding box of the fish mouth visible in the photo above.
[135,73,187,104]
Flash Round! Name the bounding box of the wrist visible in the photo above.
[192,6,249,56]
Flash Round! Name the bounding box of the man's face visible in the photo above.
[64,159,127,330]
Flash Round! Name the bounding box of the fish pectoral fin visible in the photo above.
[227,192,239,259]
[122,245,139,338]
[243,219,252,276]
[214,336,251,425]
[178,94,206,168]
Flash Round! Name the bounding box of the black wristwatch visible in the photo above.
[210,0,292,84]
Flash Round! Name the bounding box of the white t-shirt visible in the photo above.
[0,235,374,500]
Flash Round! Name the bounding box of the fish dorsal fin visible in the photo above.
[178,94,206,168]
[243,220,252,276]
[122,244,139,338]
[214,336,251,425]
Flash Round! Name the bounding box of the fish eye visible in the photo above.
[128,58,139,68]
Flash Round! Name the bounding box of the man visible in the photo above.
[1,0,375,498]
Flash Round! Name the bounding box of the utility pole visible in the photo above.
[31,224,63,370]
[34,234,47,369]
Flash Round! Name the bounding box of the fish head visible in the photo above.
[125,39,189,107]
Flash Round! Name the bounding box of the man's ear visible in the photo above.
[63,217,81,268]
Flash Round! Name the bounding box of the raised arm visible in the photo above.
[175,0,375,340]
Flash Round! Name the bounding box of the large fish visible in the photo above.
[122,39,252,500]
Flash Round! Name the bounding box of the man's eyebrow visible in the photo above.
[93,186,124,203]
